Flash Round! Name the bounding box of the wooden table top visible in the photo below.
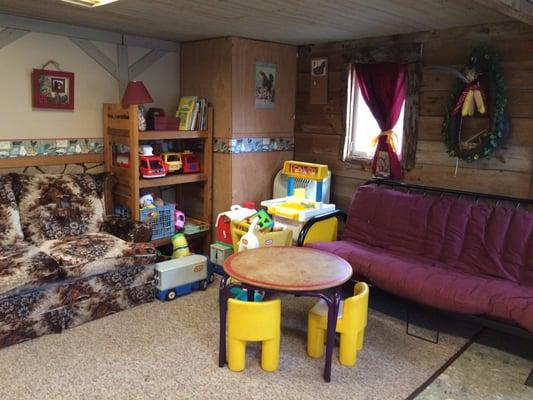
[223,246,353,291]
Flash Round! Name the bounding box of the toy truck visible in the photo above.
[154,254,214,301]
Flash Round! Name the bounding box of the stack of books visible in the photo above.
[176,96,208,131]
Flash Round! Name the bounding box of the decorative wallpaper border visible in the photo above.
[0,138,103,158]
[213,137,294,154]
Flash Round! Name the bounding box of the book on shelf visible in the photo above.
[176,96,197,130]
[176,96,208,131]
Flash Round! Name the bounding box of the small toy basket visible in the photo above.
[183,217,210,235]
[140,204,175,240]
[230,219,293,253]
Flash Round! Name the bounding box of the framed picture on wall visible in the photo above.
[311,58,328,76]
[255,62,276,108]
[32,69,74,110]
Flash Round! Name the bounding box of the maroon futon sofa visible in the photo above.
[306,182,533,333]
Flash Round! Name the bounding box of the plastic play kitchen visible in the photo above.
[261,161,337,243]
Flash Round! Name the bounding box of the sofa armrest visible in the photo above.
[101,215,152,243]
[296,210,347,247]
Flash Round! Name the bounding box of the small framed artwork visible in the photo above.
[255,62,276,109]
[311,58,328,76]
[310,57,328,104]
[32,69,74,110]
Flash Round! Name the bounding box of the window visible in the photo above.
[344,65,405,161]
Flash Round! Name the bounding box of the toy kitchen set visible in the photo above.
[260,161,336,243]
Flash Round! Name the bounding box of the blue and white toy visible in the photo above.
[154,254,214,301]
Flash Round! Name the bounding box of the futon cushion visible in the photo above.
[343,185,533,284]
[0,242,62,297]
[39,232,156,279]
[307,240,533,332]
[10,173,106,245]
[0,175,24,245]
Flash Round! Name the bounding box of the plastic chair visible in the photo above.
[227,298,281,372]
[307,282,369,366]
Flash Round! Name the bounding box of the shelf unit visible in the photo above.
[103,104,213,251]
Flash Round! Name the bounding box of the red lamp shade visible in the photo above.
[121,81,154,105]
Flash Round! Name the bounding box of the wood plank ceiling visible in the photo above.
[0,0,510,44]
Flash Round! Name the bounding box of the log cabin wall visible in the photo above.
[295,22,533,212]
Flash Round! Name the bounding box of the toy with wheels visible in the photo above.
[154,254,214,301]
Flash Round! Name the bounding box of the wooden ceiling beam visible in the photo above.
[471,0,533,26]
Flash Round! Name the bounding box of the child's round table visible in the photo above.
[218,246,353,382]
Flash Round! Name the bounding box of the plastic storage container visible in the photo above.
[140,203,175,240]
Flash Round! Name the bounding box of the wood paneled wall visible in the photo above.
[182,37,295,222]
[295,22,533,211]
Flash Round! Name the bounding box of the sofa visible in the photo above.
[0,173,156,349]
[304,181,533,333]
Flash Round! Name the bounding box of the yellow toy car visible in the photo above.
[161,152,183,173]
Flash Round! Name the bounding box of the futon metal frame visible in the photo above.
[297,178,533,385]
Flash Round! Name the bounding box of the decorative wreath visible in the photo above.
[442,46,511,161]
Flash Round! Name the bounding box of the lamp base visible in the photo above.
[138,105,147,131]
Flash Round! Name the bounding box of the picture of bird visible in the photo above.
[255,63,276,106]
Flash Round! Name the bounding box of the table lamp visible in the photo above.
[122,81,154,131]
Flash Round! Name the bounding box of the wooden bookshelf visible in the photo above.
[103,104,213,252]
[150,230,208,247]
[139,173,207,188]
[138,130,208,141]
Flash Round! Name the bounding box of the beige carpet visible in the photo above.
[0,280,474,400]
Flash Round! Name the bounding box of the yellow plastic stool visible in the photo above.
[307,282,369,366]
[227,298,281,372]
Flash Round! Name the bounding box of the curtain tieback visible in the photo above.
[371,130,398,153]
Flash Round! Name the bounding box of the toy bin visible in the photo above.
[230,219,293,253]
[140,203,175,240]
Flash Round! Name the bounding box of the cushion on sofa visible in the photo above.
[343,185,533,284]
[307,240,533,332]
[39,232,156,279]
[10,174,106,245]
[0,175,24,245]
[0,242,62,297]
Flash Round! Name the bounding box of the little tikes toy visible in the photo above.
[308,282,369,366]
[154,254,215,301]
[181,150,200,173]
[238,217,260,252]
[174,209,185,230]
[261,160,337,244]
[139,155,166,179]
[139,193,154,208]
[215,205,257,245]
[139,144,154,156]
[161,152,183,174]
[252,209,273,230]
[171,233,190,259]
[139,193,159,219]
[227,298,280,372]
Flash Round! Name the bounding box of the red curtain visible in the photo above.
[355,63,407,179]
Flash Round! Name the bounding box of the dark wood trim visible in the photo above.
[301,21,533,54]
[402,61,422,170]
[344,42,423,64]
